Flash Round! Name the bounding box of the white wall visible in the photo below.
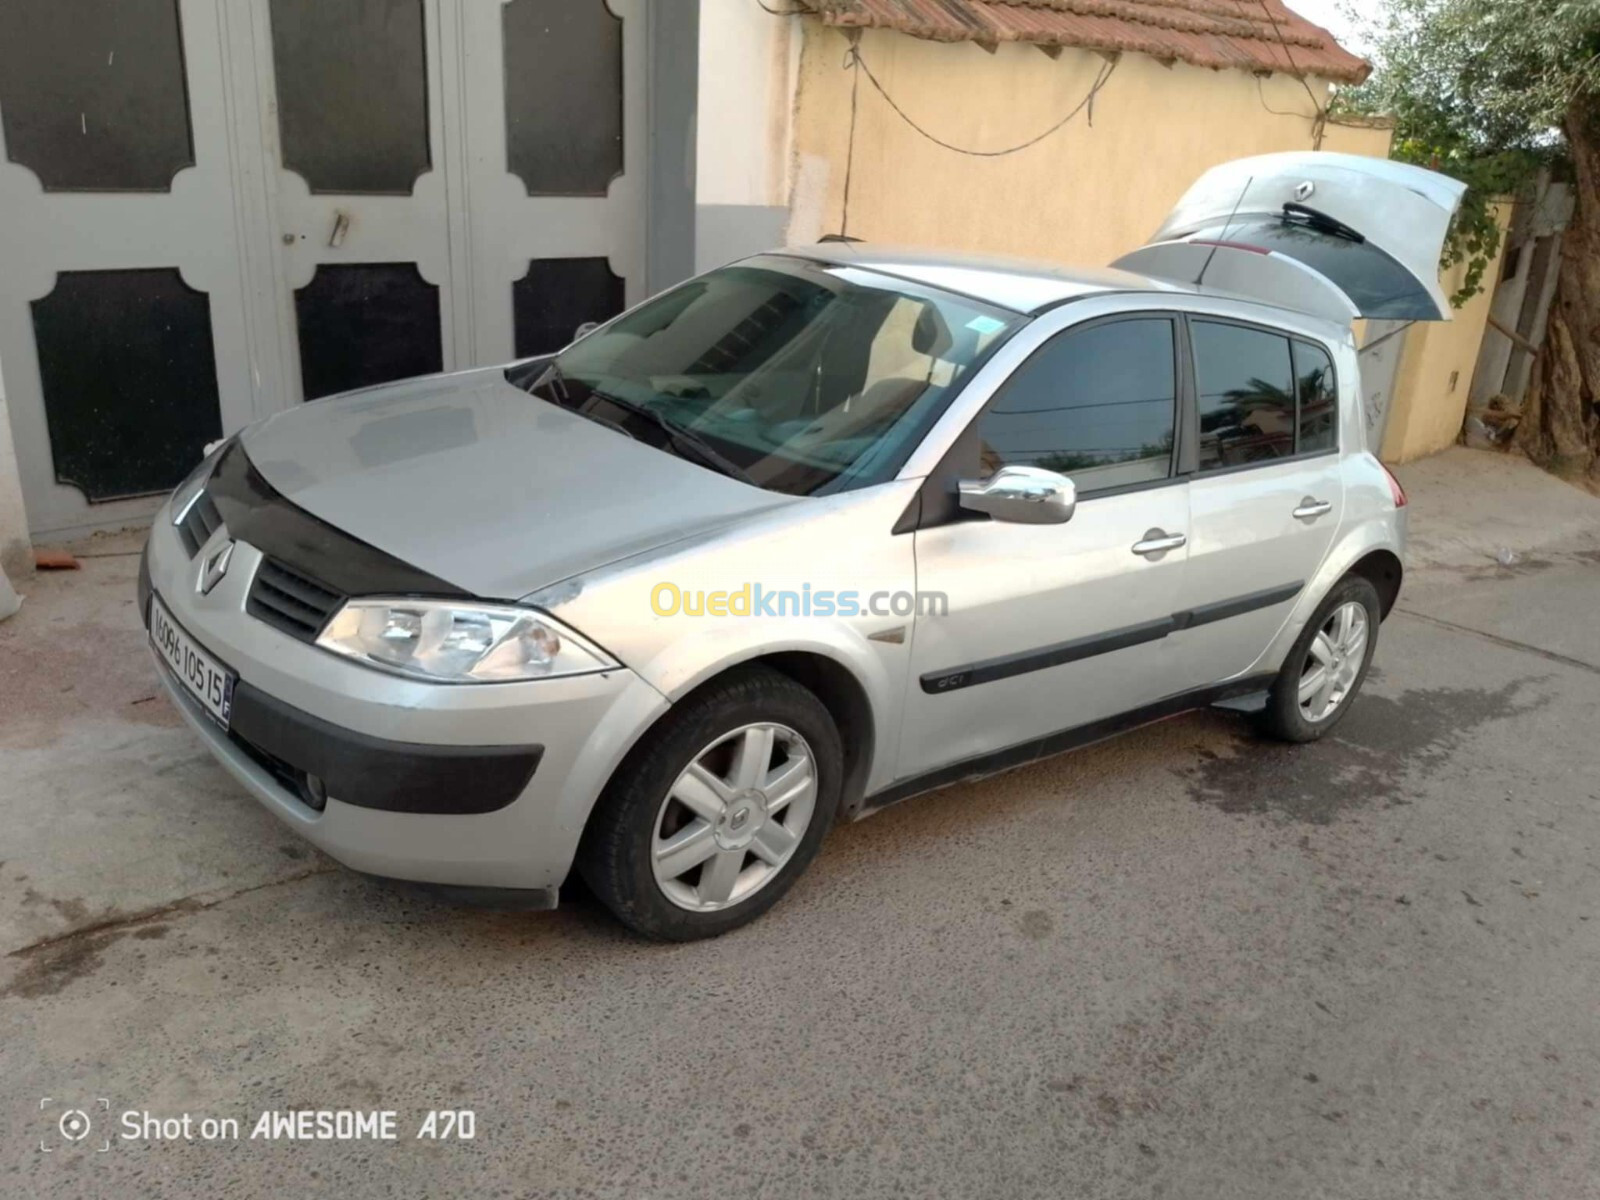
[696,0,799,206]
[694,0,800,270]
[0,354,33,578]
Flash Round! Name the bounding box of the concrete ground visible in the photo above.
[3,448,1598,1199]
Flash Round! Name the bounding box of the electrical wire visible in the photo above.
[1250,0,1327,148]
[840,41,861,237]
[844,43,1120,158]
[1256,74,1314,119]
[831,42,1118,235]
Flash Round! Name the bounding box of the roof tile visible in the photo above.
[811,0,1370,84]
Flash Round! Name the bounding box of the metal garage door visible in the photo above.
[0,0,663,539]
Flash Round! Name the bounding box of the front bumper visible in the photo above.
[143,512,668,892]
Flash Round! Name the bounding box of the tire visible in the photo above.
[1256,575,1381,744]
[578,665,843,941]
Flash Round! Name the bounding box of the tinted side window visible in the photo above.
[975,319,1176,492]
[1192,321,1295,470]
[1294,340,1338,454]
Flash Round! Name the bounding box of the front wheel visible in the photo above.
[1257,575,1380,743]
[579,666,842,940]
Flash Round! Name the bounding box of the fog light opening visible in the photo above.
[298,773,328,812]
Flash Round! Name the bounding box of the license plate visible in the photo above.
[150,593,236,728]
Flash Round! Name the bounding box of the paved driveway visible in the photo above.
[3,523,1598,1199]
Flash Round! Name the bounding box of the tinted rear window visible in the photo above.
[1191,321,1295,469]
[1294,340,1338,454]
[1194,219,1437,320]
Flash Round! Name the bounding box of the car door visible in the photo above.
[1172,316,1345,690]
[898,314,1192,779]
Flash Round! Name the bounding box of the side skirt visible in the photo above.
[859,673,1278,815]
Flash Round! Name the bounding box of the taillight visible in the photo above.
[1381,462,1407,508]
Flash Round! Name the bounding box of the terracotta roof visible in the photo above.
[810,0,1370,84]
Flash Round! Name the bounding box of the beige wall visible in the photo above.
[1379,204,1513,463]
[785,24,1514,466]
[787,26,1391,265]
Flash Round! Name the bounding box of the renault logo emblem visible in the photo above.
[198,540,235,595]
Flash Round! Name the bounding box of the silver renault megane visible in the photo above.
[142,154,1458,938]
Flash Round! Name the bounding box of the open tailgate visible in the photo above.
[1113,152,1468,323]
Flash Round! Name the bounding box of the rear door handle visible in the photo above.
[1132,529,1186,557]
[1293,497,1334,520]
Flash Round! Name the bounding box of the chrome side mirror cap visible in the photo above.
[958,466,1077,525]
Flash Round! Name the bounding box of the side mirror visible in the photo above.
[572,321,602,342]
[958,466,1077,525]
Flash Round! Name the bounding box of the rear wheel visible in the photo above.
[579,666,842,940]
[1257,575,1380,743]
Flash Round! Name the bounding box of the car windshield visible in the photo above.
[507,255,1022,495]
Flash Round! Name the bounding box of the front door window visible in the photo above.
[971,317,1179,492]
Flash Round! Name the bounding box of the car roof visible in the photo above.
[776,242,1190,314]
[773,241,1353,346]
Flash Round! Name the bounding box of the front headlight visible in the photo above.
[170,435,235,524]
[315,600,618,683]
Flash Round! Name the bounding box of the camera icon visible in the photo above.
[40,1098,111,1153]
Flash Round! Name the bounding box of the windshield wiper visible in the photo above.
[592,391,757,486]
[1280,201,1366,244]
[534,360,574,405]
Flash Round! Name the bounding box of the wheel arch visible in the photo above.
[604,649,880,826]
[1345,548,1402,619]
[753,650,876,817]
[1252,525,1404,679]
[673,651,877,818]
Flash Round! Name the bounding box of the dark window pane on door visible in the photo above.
[1294,340,1338,454]
[1192,321,1295,470]
[975,319,1177,492]
[0,0,194,191]
[268,0,430,194]
[32,268,221,501]
[513,258,625,357]
[294,263,442,400]
[503,0,623,195]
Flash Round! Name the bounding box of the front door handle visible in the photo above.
[1132,529,1186,558]
[1293,497,1334,520]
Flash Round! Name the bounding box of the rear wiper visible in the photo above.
[1280,201,1366,244]
[592,391,757,486]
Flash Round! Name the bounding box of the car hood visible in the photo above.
[239,367,796,599]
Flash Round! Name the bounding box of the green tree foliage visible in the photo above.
[1335,0,1600,305]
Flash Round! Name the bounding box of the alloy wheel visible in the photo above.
[651,723,818,912]
[1298,600,1369,723]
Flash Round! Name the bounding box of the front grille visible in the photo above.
[176,491,224,558]
[247,557,344,642]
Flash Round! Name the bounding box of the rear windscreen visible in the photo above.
[1195,219,1440,320]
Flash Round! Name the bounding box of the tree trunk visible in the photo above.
[1518,99,1600,482]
